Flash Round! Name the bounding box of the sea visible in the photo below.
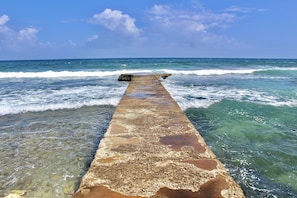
[0,58,296,198]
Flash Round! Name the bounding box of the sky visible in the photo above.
[0,0,297,60]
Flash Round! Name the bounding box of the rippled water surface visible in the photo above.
[185,101,297,197]
[0,106,115,197]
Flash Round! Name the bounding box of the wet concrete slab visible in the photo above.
[72,74,245,198]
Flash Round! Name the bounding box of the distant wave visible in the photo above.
[161,69,261,75]
[1,67,297,78]
[0,70,152,78]
[162,67,297,76]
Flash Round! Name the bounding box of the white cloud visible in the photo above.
[18,27,38,41]
[144,4,244,51]
[87,34,99,42]
[0,14,9,26]
[224,6,253,13]
[150,5,170,15]
[225,6,267,13]
[0,14,10,33]
[90,8,140,35]
[0,14,39,51]
[148,4,238,35]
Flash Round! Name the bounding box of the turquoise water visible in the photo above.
[0,58,297,197]
[185,101,297,197]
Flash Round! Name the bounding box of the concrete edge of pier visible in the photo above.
[72,74,245,198]
[118,73,172,81]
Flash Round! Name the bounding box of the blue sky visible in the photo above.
[0,0,297,60]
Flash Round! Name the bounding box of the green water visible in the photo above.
[186,100,297,197]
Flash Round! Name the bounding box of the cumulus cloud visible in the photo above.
[0,14,9,26]
[150,4,170,15]
[0,14,11,33]
[0,14,39,51]
[18,27,38,41]
[89,8,140,35]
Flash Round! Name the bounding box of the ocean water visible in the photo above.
[0,58,296,197]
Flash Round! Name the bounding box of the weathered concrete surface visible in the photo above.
[118,74,171,81]
[72,75,245,198]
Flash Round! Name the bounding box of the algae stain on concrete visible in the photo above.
[160,134,206,153]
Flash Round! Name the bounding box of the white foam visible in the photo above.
[1,67,297,79]
[162,82,297,110]
[161,69,260,75]
[1,66,297,115]
[161,67,297,76]
[0,85,127,116]
[0,69,153,78]
[0,98,121,116]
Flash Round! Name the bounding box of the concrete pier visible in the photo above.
[72,74,245,198]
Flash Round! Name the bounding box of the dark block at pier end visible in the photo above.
[73,74,245,198]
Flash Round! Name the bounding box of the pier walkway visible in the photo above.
[73,74,244,198]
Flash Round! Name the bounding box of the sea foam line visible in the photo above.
[0,69,259,78]
[162,67,297,76]
[1,67,297,78]
[0,70,152,78]
[163,83,297,110]
[161,69,261,75]
[0,98,121,116]
[0,85,128,116]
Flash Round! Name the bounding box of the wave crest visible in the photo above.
[0,70,152,78]
[1,67,297,78]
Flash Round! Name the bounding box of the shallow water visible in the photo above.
[0,106,115,198]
